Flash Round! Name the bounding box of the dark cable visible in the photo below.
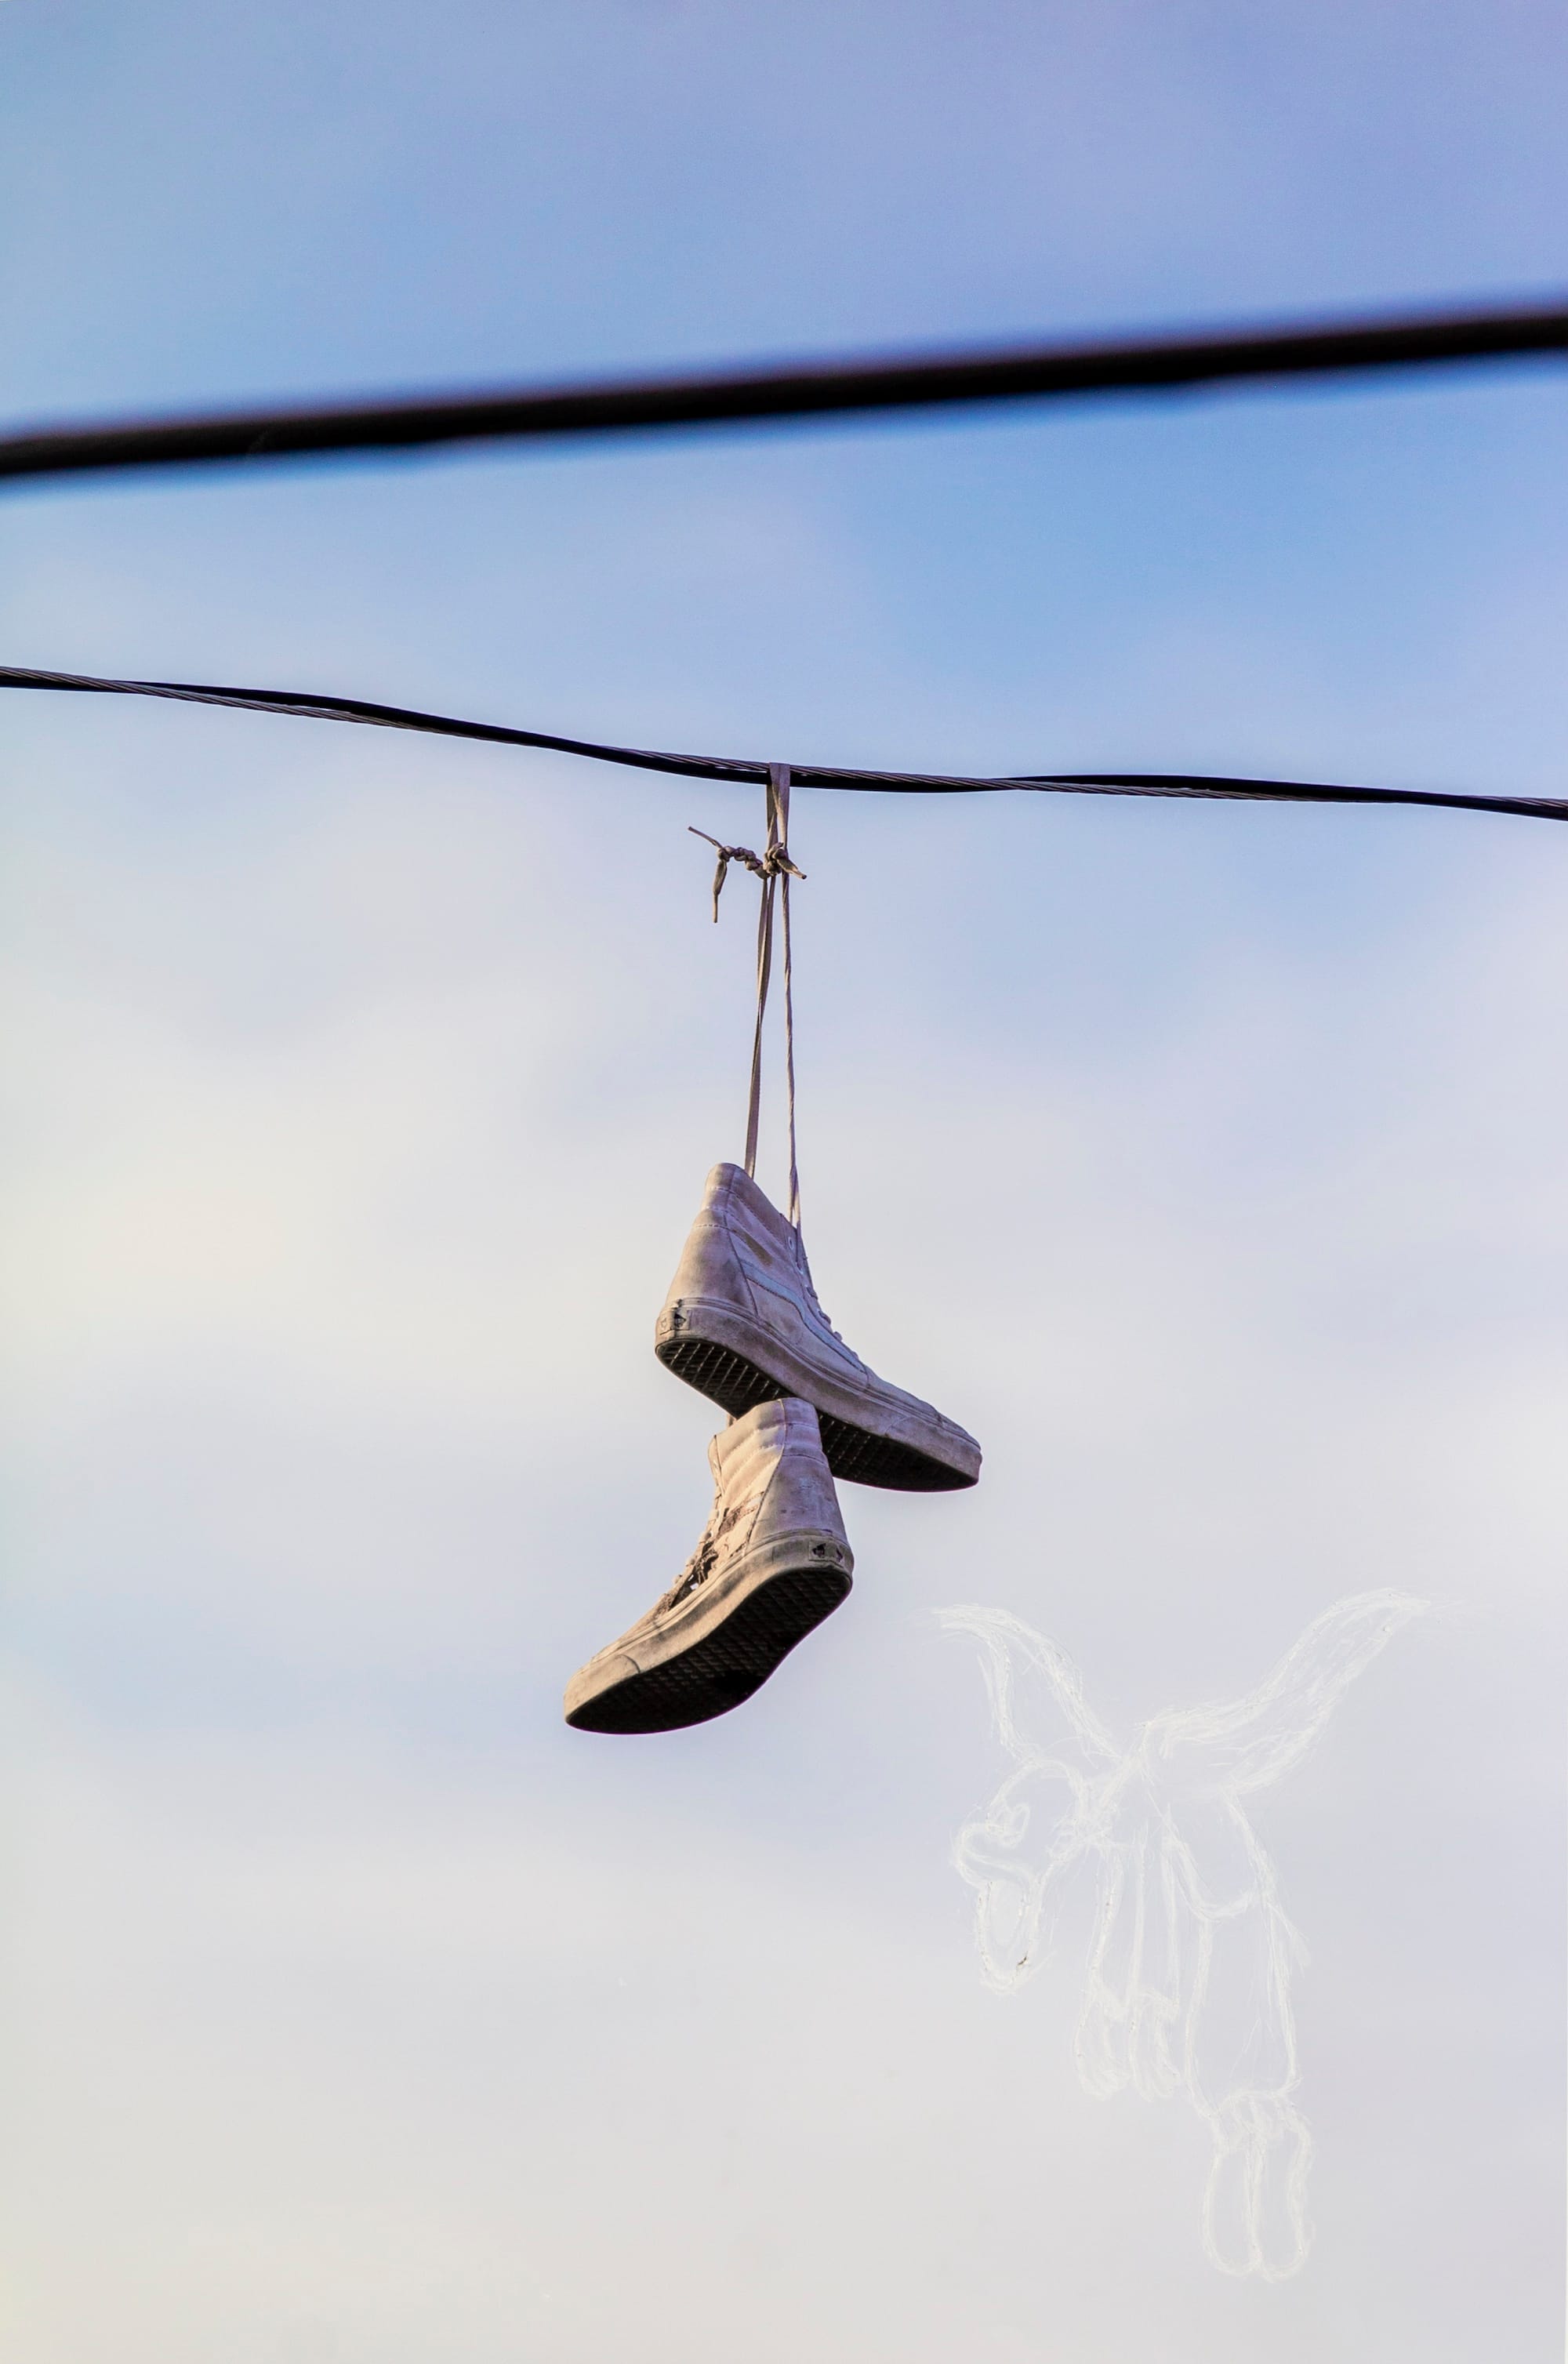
[5,662,1564,823]
[2,296,1566,489]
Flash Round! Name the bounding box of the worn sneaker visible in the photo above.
[564,1397,853,1735]
[655,1163,981,1492]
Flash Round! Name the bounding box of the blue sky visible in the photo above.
[2,3,1566,2358]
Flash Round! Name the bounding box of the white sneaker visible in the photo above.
[564,1398,853,1734]
[655,1163,981,1492]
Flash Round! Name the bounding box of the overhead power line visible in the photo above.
[4,663,1563,823]
[2,296,1566,490]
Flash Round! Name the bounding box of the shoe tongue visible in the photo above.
[713,1399,784,1484]
[724,1162,789,1232]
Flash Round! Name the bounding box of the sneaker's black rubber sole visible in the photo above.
[564,1565,851,1734]
[655,1333,972,1492]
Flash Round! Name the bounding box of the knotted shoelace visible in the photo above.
[691,763,805,1234]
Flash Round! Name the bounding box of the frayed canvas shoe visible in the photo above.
[655,1164,981,1492]
[564,1398,853,1735]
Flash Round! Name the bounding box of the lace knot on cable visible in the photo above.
[689,762,804,1234]
[688,827,805,922]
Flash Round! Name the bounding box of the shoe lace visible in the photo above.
[791,1236,870,1372]
[656,1486,766,1614]
[658,1523,718,1614]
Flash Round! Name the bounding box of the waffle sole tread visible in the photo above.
[565,1566,851,1734]
[655,1334,969,1492]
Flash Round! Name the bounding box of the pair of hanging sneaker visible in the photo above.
[564,1161,982,1734]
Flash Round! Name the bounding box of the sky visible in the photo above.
[2,2,1566,2357]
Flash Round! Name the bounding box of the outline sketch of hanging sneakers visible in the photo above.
[656,1163,982,1492]
[937,1592,1428,2279]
